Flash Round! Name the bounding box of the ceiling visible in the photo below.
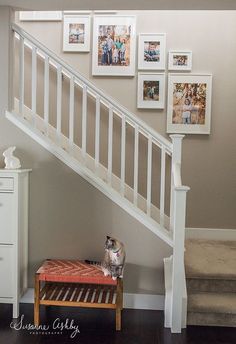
[1,0,236,11]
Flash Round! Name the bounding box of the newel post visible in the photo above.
[169,135,190,333]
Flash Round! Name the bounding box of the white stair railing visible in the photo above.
[10,23,190,333]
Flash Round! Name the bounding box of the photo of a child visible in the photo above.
[69,23,85,44]
[172,83,207,125]
[143,81,160,101]
[173,55,188,66]
[144,41,160,62]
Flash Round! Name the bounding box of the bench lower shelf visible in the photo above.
[34,278,123,330]
[39,282,118,309]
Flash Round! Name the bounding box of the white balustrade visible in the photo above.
[19,36,24,116]
[82,85,87,158]
[56,66,62,140]
[95,95,100,169]
[133,124,139,206]
[160,146,166,226]
[120,115,126,195]
[147,134,152,216]
[31,45,37,126]
[44,55,49,134]
[108,106,113,184]
[69,75,75,149]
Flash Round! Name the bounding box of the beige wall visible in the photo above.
[1,10,236,295]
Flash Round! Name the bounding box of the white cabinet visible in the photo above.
[0,245,14,297]
[0,169,31,318]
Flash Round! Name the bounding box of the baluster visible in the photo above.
[19,36,24,116]
[31,46,37,126]
[69,75,75,151]
[147,134,152,217]
[82,85,87,158]
[95,96,100,170]
[133,124,139,206]
[160,146,166,227]
[108,106,113,185]
[44,55,49,135]
[56,65,62,142]
[120,115,126,195]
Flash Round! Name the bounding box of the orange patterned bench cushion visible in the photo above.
[36,259,117,286]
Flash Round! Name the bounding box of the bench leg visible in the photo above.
[34,273,40,326]
[116,308,121,331]
[116,278,123,331]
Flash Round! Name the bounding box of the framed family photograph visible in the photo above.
[19,11,62,21]
[63,15,91,52]
[138,33,166,70]
[167,74,212,134]
[92,15,136,76]
[168,51,192,71]
[137,73,165,109]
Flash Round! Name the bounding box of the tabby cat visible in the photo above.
[85,236,126,280]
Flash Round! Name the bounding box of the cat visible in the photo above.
[85,236,126,280]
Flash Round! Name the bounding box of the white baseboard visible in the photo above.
[20,288,164,311]
[186,227,236,241]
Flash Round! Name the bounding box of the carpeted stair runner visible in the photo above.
[185,239,236,327]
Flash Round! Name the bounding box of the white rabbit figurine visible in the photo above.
[3,147,21,169]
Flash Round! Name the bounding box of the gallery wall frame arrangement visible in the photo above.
[167,73,212,134]
[168,51,192,71]
[137,73,165,109]
[63,14,91,52]
[19,11,62,21]
[92,15,136,76]
[138,33,166,70]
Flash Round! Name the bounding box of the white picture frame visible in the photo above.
[92,15,136,76]
[137,73,165,109]
[138,33,166,70]
[168,51,192,71]
[167,74,212,134]
[19,11,62,21]
[63,15,91,52]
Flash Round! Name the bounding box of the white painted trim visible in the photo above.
[6,110,173,247]
[186,227,236,241]
[20,288,164,310]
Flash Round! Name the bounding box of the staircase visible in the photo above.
[185,239,236,327]
[6,23,190,333]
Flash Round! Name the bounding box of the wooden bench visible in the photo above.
[34,259,123,330]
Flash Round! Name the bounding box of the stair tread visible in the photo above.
[185,239,236,280]
[188,292,236,314]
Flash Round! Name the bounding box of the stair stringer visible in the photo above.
[6,109,173,247]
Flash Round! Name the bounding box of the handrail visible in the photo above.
[12,23,173,154]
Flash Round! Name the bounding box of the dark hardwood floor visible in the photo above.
[0,304,235,344]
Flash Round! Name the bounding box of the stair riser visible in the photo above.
[187,312,236,327]
[187,278,236,293]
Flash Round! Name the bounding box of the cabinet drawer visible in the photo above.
[0,193,14,244]
[0,246,14,298]
[0,177,14,191]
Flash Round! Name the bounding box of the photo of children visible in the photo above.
[143,81,160,101]
[98,25,131,66]
[144,41,160,62]
[173,55,188,66]
[172,83,207,125]
[69,23,85,44]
